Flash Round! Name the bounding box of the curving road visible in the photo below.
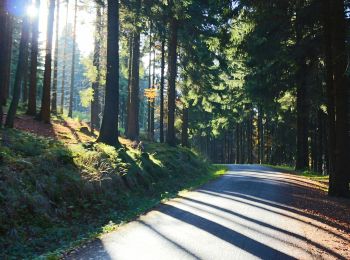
[67,165,349,260]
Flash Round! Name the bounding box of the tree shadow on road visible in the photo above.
[175,195,347,259]
[191,167,350,258]
[200,171,350,234]
[155,203,295,259]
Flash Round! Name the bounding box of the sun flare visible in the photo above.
[26,4,38,18]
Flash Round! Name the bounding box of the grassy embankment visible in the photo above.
[0,121,226,259]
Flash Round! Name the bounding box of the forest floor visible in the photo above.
[261,165,350,258]
[11,112,133,146]
[290,176,350,258]
[13,113,96,143]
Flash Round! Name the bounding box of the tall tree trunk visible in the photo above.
[97,0,120,146]
[126,32,140,140]
[150,39,155,140]
[265,116,271,164]
[126,0,141,140]
[147,101,151,136]
[27,0,40,116]
[181,107,189,147]
[6,16,30,127]
[205,133,209,157]
[167,2,178,146]
[230,131,233,163]
[68,0,77,118]
[316,110,324,173]
[38,0,55,123]
[91,5,102,132]
[159,39,165,143]
[60,0,69,114]
[311,117,317,172]
[3,15,13,104]
[120,100,125,129]
[241,123,245,163]
[22,70,28,103]
[323,0,336,186]
[0,2,11,126]
[248,109,253,163]
[51,0,60,114]
[331,0,350,197]
[147,21,153,140]
[242,122,246,163]
[258,106,264,164]
[125,36,133,135]
[226,131,230,163]
[0,1,5,126]
[235,124,240,163]
[224,132,227,163]
[295,69,309,170]
[295,1,309,171]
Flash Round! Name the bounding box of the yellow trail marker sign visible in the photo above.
[144,88,157,102]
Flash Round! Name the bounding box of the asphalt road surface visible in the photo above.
[67,165,348,260]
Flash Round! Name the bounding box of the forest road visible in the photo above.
[67,164,349,260]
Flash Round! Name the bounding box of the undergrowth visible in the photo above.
[0,128,226,259]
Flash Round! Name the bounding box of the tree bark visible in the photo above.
[316,110,324,173]
[242,122,246,163]
[126,0,141,140]
[323,0,336,190]
[126,31,140,140]
[27,0,40,116]
[167,2,178,146]
[248,109,253,164]
[235,124,239,163]
[159,39,165,143]
[22,69,28,103]
[97,0,120,146]
[258,106,264,164]
[150,38,155,140]
[38,0,55,123]
[6,16,30,127]
[91,5,102,132]
[0,3,13,114]
[0,2,11,126]
[295,1,309,171]
[295,68,309,171]
[51,0,60,114]
[60,0,69,114]
[181,107,189,147]
[3,15,12,104]
[68,0,78,118]
[125,36,133,135]
[224,132,227,163]
[311,117,317,172]
[331,0,350,196]
[147,21,154,140]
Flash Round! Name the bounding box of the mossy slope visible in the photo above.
[0,129,221,258]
